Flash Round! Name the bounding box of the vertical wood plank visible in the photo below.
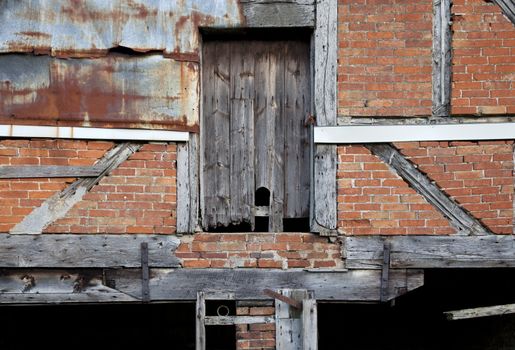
[302,299,318,350]
[275,289,306,350]
[284,41,311,218]
[196,292,206,350]
[230,99,255,226]
[270,42,285,232]
[189,133,200,232]
[432,0,452,117]
[176,141,190,234]
[312,0,338,233]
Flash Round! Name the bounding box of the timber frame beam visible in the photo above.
[344,235,515,269]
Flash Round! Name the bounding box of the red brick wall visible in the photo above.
[338,145,455,235]
[338,0,433,117]
[0,140,177,234]
[46,143,177,234]
[0,139,112,232]
[397,141,514,234]
[452,0,515,115]
[236,306,275,350]
[177,233,343,268]
[337,142,514,235]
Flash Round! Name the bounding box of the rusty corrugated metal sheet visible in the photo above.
[0,54,199,131]
[0,0,244,58]
[0,0,244,131]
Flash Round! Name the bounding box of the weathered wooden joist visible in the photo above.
[445,303,515,321]
[0,234,180,268]
[106,268,424,302]
[345,235,515,269]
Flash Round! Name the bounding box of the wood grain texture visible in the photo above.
[0,165,103,179]
[204,316,275,325]
[312,0,338,233]
[0,234,180,268]
[177,134,200,234]
[366,143,491,236]
[106,268,424,302]
[445,303,515,321]
[241,2,315,27]
[9,143,141,235]
[196,292,206,350]
[345,236,515,269]
[302,299,318,350]
[432,0,452,117]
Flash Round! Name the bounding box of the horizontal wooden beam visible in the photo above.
[0,269,138,304]
[444,303,515,321]
[204,316,275,325]
[314,123,515,143]
[345,236,515,269]
[0,234,180,268]
[0,165,103,179]
[241,1,315,27]
[106,268,424,302]
[0,124,189,142]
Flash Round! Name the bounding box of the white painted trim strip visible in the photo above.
[0,125,189,142]
[315,123,515,143]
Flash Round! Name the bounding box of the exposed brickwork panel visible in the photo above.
[452,0,515,115]
[338,0,433,117]
[396,141,514,234]
[236,306,276,350]
[45,143,177,234]
[0,139,113,232]
[337,145,456,235]
[177,233,343,268]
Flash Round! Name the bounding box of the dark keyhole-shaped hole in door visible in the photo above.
[255,187,270,232]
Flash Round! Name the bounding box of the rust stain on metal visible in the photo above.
[0,0,245,58]
[0,54,199,131]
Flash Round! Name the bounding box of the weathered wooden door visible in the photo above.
[201,39,311,232]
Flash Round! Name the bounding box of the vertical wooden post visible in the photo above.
[312,0,338,235]
[196,292,206,350]
[302,299,318,350]
[432,0,452,117]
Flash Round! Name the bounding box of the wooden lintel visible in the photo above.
[366,144,491,236]
[445,303,515,321]
[241,1,315,27]
[345,235,515,269]
[0,165,104,179]
[105,268,424,302]
[0,234,181,268]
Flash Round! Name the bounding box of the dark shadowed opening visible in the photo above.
[0,303,196,350]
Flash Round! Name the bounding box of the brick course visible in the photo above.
[338,0,433,117]
[236,306,276,350]
[177,233,343,269]
[451,0,515,115]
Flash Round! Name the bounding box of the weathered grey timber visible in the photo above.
[432,0,452,117]
[204,316,275,325]
[202,40,311,231]
[9,142,141,235]
[196,292,206,350]
[366,144,491,236]
[380,242,391,303]
[312,0,338,234]
[106,268,424,301]
[0,269,138,304]
[0,234,180,268]
[177,134,199,234]
[0,165,103,179]
[492,0,515,24]
[276,289,309,350]
[344,236,515,269]
[302,299,318,350]
[240,1,315,27]
[445,303,515,321]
